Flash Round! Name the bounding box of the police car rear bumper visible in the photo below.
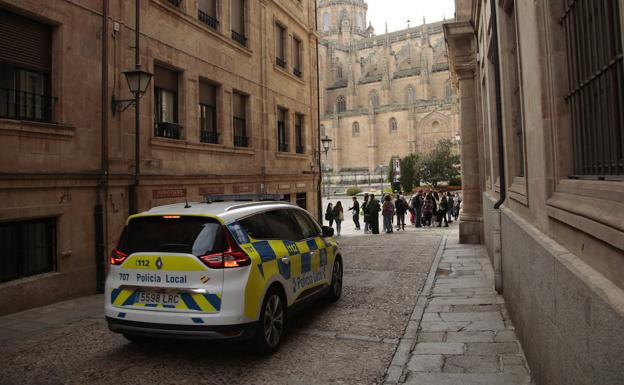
[106,317,257,340]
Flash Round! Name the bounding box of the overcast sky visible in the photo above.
[365,0,456,34]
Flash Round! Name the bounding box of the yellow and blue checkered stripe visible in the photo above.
[110,288,222,313]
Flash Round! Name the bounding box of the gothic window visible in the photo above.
[336,96,346,113]
[368,90,379,108]
[352,122,360,137]
[322,13,330,31]
[389,118,398,133]
[320,124,326,137]
[336,64,343,79]
[340,9,349,22]
[432,121,440,131]
[356,13,363,30]
[405,86,416,104]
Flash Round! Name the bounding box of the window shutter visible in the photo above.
[199,82,216,106]
[154,65,178,91]
[0,10,51,72]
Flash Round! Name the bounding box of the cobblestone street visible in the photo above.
[0,223,445,385]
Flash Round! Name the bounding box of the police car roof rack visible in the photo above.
[203,193,284,204]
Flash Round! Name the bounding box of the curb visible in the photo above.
[383,233,448,384]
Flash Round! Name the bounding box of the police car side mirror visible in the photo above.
[321,226,334,238]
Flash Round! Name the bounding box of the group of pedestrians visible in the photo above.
[324,191,461,235]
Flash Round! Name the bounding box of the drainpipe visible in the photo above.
[490,0,506,293]
[95,0,110,293]
[315,0,323,223]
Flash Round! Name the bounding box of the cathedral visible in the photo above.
[318,0,459,175]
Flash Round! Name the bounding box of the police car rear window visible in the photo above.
[117,216,227,256]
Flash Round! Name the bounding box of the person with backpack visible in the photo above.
[332,201,344,236]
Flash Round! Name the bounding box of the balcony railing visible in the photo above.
[231,30,247,46]
[0,88,54,122]
[276,57,287,68]
[155,122,182,139]
[293,67,302,77]
[166,0,182,7]
[234,135,248,147]
[198,10,219,29]
[200,130,219,144]
[296,145,304,154]
[278,142,288,152]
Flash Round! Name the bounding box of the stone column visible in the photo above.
[445,21,483,244]
[367,111,377,171]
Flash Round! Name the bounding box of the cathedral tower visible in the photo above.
[317,0,371,43]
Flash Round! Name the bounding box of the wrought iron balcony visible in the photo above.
[276,57,287,68]
[231,30,247,46]
[278,142,289,152]
[234,135,248,147]
[293,67,302,77]
[295,145,304,154]
[155,122,182,139]
[200,130,219,144]
[0,88,55,122]
[198,10,219,30]
[166,0,181,7]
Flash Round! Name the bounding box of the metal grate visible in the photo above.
[166,0,182,7]
[293,67,302,77]
[198,10,219,29]
[276,57,287,68]
[231,30,247,46]
[561,0,624,178]
[0,88,55,122]
[200,130,219,144]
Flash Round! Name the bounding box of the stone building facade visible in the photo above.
[445,0,624,384]
[317,0,459,175]
[0,0,320,315]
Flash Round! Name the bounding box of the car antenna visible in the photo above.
[184,191,191,209]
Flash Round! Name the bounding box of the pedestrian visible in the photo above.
[382,194,395,233]
[422,193,434,227]
[453,193,461,220]
[333,201,344,236]
[446,192,454,224]
[408,192,416,225]
[395,194,407,231]
[367,194,381,234]
[325,203,334,228]
[349,196,361,230]
[437,195,449,227]
[411,191,423,228]
[362,193,371,233]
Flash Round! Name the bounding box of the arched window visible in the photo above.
[368,90,380,108]
[336,64,343,79]
[336,96,346,113]
[320,124,326,137]
[323,13,330,31]
[432,121,440,130]
[389,117,398,133]
[352,121,360,136]
[405,85,416,104]
[356,13,363,30]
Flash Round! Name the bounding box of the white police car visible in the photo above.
[105,195,342,353]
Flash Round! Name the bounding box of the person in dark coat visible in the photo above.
[367,194,381,234]
[362,194,370,233]
[395,194,407,231]
[348,196,361,230]
[437,196,449,227]
[325,203,334,228]
[411,191,423,228]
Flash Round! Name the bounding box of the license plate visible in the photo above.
[136,291,181,306]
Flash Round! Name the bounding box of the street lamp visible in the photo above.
[321,135,332,157]
[379,164,384,193]
[111,68,153,114]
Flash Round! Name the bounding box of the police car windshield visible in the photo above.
[118,216,226,256]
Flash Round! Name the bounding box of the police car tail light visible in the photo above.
[110,248,128,265]
[199,229,251,269]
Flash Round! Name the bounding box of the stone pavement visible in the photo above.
[385,230,534,385]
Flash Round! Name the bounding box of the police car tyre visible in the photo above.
[326,257,343,302]
[253,287,285,354]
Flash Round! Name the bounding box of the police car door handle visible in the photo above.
[281,257,290,264]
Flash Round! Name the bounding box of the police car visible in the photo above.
[105,195,342,353]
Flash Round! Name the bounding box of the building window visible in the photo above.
[320,124,326,137]
[154,65,181,139]
[296,192,307,210]
[0,10,53,122]
[389,117,398,133]
[292,37,302,77]
[336,96,346,113]
[277,107,288,152]
[352,121,360,137]
[166,0,182,7]
[275,23,287,68]
[336,64,343,80]
[198,0,219,29]
[233,91,248,147]
[231,0,247,46]
[281,193,291,203]
[323,13,330,31]
[405,85,416,104]
[0,218,56,283]
[369,90,380,108]
[295,113,304,154]
[340,9,348,22]
[199,81,218,144]
[562,0,623,177]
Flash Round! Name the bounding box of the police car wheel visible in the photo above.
[326,257,343,302]
[122,333,150,343]
[253,288,285,354]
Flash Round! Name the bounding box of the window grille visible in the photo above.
[561,0,624,178]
